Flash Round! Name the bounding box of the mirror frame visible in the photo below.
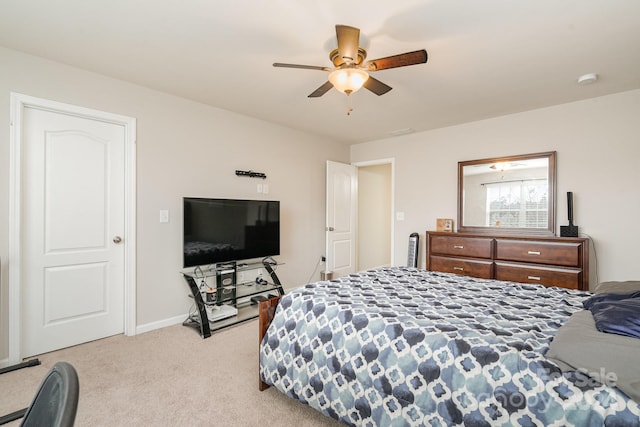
[457,151,556,236]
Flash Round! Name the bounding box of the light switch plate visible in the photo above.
[159,210,169,223]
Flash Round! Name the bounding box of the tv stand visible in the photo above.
[181,258,285,338]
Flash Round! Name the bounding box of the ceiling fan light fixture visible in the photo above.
[328,67,369,94]
[490,162,510,171]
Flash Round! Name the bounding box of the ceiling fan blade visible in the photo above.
[366,49,428,71]
[335,25,360,64]
[273,63,331,71]
[363,76,392,96]
[308,81,334,98]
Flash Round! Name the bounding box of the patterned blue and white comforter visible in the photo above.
[259,267,640,426]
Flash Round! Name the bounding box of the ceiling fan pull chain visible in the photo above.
[346,94,354,116]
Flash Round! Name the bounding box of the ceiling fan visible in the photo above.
[273,25,428,98]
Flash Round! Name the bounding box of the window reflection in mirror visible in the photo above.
[458,152,556,236]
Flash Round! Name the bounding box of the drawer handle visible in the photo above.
[528,275,541,281]
[527,251,541,255]
[453,245,464,249]
[453,267,464,271]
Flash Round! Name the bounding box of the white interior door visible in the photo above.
[21,106,126,357]
[326,161,357,278]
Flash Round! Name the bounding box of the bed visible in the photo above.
[258,267,640,426]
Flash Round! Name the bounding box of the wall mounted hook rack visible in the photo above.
[235,170,266,179]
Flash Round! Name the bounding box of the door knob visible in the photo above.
[326,226,335,231]
[113,236,123,244]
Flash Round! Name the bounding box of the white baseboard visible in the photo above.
[136,314,185,335]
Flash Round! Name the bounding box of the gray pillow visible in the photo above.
[595,280,640,294]
[546,310,640,402]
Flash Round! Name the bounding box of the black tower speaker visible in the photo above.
[560,192,579,237]
[215,262,237,305]
[407,233,419,268]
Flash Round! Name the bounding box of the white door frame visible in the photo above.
[352,158,395,268]
[8,93,137,365]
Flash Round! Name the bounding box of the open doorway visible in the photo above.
[355,160,393,271]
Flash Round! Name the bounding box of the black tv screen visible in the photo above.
[183,198,280,268]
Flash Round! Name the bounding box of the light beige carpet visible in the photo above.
[0,319,341,426]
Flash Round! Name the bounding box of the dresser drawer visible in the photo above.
[495,239,582,267]
[430,236,493,259]
[430,256,493,279]
[495,261,582,290]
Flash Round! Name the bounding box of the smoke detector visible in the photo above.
[577,73,598,85]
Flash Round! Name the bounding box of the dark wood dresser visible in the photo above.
[425,231,589,291]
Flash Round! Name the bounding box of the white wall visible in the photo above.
[351,89,640,288]
[0,47,349,360]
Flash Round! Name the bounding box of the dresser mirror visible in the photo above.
[457,151,556,236]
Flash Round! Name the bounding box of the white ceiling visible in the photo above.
[2,1,639,145]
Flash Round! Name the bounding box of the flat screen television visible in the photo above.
[183,198,280,268]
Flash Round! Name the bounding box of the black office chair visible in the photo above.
[19,361,79,427]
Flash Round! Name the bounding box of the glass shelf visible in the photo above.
[205,302,261,331]
[196,281,280,306]
[182,260,285,279]
[181,258,284,337]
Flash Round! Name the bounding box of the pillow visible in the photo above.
[582,291,640,339]
[546,310,640,403]
[595,280,640,294]
[590,298,640,339]
[583,291,640,310]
